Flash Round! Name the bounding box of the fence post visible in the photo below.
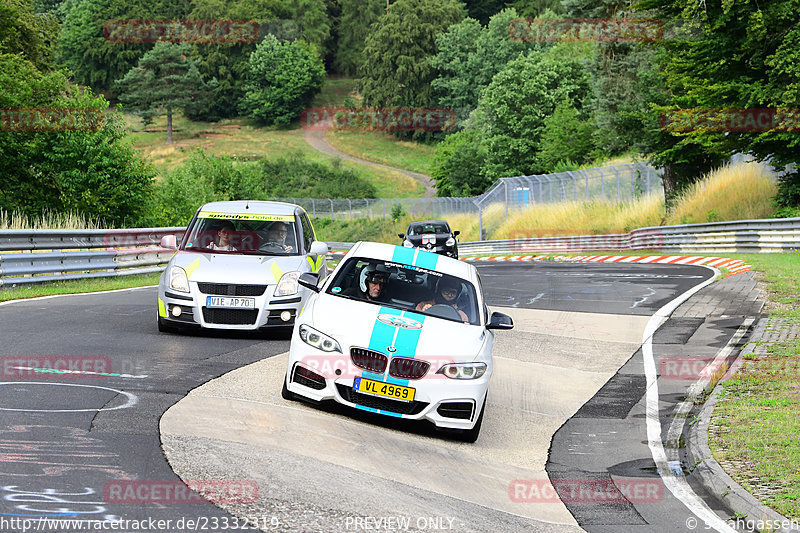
[348,199,352,219]
[330,199,334,220]
[504,180,509,220]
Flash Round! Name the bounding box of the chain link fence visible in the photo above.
[268,162,663,221]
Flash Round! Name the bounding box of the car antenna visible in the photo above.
[245,200,250,210]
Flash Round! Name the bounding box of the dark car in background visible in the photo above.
[398,220,459,259]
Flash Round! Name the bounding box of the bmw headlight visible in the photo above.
[437,362,487,380]
[168,266,190,293]
[275,271,300,296]
[403,240,414,248]
[445,237,456,247]
[298,324,342,353]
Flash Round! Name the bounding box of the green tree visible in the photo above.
[58,0,156,93]
[431,129,489,196]
[431,8,535,123]
[360,0,466,108]
[475,51,591,178]
[0,53,155,225]
[116,42,214,144]
[0,0,59,70]
[639,0,800,201]
[333,0,384,75]
[239,34,325,127]
[538,99,596,171]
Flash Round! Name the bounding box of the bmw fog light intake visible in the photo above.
[280,310,292,322]
[436,362,487,380]
[299,324,342,353]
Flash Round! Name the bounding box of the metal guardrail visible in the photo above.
[1,218,797,287]
[0,228,184,286]
[458,218,800,255]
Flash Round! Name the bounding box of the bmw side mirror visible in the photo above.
[486,311,513,330]
[298,272,320,292]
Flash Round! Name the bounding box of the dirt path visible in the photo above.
[303,128,436,198]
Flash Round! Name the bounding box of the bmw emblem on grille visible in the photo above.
[377,314,423,330]
[387,346,397,353]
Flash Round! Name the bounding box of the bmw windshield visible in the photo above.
[326,257,480,325]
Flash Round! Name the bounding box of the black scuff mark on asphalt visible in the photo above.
[651,318,705,344]
[572,372,646,419]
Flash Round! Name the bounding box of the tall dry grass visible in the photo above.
[494,193,665,239]
[0,210,105,230]
[665,162,776,225]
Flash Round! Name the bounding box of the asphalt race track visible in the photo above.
[0,261,755,532]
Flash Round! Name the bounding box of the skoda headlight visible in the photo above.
[275,271,300,296]
[168,266,190,293]
[445,237,456,247]
[436,362,487,380]
[298,324,341,353]
[403,240,414,248]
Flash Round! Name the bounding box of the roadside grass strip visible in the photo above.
[461,254,751,276]
[709,253,800,521]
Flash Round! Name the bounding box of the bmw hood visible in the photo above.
[308,294,486,361]
[170,251,304,285]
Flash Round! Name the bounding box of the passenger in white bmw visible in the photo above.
[416,277,468,322]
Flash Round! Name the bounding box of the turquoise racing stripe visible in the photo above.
[354,247,440,416]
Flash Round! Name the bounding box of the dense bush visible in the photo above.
[146,149,377,226]
[0,53,155,226]
[431,129,489,196]
[537,100,596,172]
[239,35,325,126]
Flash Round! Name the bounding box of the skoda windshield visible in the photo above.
[181,212,299,256]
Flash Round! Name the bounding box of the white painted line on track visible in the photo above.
[0,382,138,412]
[641,265,738,532]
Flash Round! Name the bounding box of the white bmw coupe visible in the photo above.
[282,241,513,442]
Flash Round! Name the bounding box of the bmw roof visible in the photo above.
[346,241,473,278]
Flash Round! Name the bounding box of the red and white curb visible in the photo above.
[461,254,751,277]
